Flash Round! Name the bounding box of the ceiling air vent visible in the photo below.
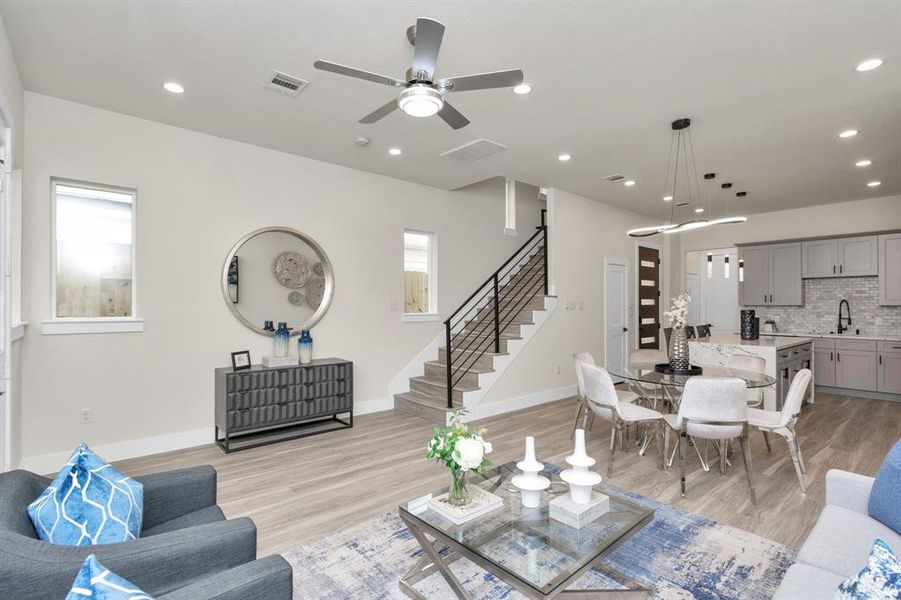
[265,70,308,97]
[440,138,508,163]
[603,174,625,182]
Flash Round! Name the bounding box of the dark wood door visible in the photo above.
[638,246,660,349]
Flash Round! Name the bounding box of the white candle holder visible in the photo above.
[511,436,550,508]
[559,429,602,504]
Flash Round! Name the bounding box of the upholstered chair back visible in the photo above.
[778,369,812,428]
[727,354,766,374]
[677,376,748,440]
[573,352,596,399]
[629,349,668,367]
[581,363,619,411]
[0,470,45,539]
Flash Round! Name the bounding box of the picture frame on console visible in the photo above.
[231,350,252,371]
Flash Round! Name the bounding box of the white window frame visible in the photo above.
[43,178,143,335]
[401,228,440,322]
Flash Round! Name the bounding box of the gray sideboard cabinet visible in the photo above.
[215,358,353,453]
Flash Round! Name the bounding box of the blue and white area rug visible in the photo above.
[284,473,795,599]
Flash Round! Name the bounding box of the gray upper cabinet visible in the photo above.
[801,235,878,278]
[802,239,838,277]
[879,233,901,305]
[738,242,802,306]
[839,236,878,276]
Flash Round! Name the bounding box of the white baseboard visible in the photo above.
[20,398,397,474]
[473,384,577,420]
[20,427,213,474]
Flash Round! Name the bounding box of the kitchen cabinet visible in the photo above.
[775,341,813,410]
[879,234,901,305]
[878,341,901,395]
[739,242,802,306]
[801,235,878,278]
[835,338,878,392]
[813,346,836,387]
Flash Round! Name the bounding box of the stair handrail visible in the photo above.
[443,217,548,409]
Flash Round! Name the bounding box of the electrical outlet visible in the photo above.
[79,408,91,424]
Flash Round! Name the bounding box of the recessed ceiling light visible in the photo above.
[163,82,185,94]
[694,207,705,213]
[663,195,673,201]
[624,180,636,187]
[557,153,572,162]
[856,159,872,167]
[838,129,859,139]
[855,58,884,72]
[388,147,402,156]
[867,180,881,187]
[512,83,532,95]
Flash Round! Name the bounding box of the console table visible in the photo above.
[214,358,353,453]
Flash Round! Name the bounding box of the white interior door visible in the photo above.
[605,259,628,381]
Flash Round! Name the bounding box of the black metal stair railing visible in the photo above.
[443,216,548,408]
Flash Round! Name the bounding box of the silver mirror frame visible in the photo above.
[221,226,335,336]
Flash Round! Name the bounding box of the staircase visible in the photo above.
[394,219,551,424]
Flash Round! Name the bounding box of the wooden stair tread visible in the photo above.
[424,360,494,374]
[410,375,479,393]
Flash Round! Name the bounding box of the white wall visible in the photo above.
[20,92,542,468]
[482,188,671,403]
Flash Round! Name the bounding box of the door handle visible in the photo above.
[623,327,629,332]
[837,352,841,362]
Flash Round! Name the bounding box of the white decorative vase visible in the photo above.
[559,429,602,504]
[511,436,550,508]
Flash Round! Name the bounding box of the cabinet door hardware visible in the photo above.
[879,355,883,365]
[840,264,843,274]
[830,352,833,361]
[837,352,841,362]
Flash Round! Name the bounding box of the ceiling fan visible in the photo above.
[313,17,524,130]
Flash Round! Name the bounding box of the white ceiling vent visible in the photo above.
[603,173,625,182]
[440,138,508,163]
[265,70,308,96]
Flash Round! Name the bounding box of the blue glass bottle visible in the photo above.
[273,322,290,357]
[298,330,313,364]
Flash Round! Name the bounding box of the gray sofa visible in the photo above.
[0,466,293,599]
[774,469,901,598]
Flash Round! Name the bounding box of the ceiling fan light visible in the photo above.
[398,85,444,117]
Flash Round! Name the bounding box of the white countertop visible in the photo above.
[763,331,901,342]
[691,334,814,349]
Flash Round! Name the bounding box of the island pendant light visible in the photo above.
[707,253,713,278]
[739,259,745,282]
[628,118,747,237]
[724,255,730,279]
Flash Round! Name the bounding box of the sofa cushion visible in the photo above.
[28,444,143,545]
[797,504,901,578]
[773,564,845,600]
[869,440,901,534]
[141,505,225,537]
[837,539,901,600]
[66,554,153,600]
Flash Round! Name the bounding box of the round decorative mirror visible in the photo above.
[221,227,334,335]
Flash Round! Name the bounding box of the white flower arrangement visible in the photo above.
[664,292,691,328]
[427,410,493,473]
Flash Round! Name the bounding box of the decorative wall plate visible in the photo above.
[307,278,326,308]
[312,262,325,277]
[273,252,312,289]
[288,291,305,306]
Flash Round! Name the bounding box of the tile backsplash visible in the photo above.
[743,276,901,336]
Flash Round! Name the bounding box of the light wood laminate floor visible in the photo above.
[116,392,900,557]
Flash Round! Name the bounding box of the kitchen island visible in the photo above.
[689,334,815,410]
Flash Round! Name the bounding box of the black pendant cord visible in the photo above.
[686,127,704,216]
[667,130,678,225]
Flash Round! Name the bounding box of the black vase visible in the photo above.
[741,310,758,340]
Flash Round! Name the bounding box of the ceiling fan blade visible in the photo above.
[411,18,445,80]
[438,69,524,92]
[359,99,399,124]
[437,101,470,130]
[313,60,405,88]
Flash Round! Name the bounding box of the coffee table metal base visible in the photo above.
[399,512,651,600]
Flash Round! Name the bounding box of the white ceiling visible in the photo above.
[1,1,899,219]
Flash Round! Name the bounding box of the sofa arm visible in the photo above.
[0,517,257,600]
[826,469,874,514]
[158,555,293,600]
[138,465,218,530]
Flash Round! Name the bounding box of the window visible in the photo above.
[403,230,436,318]
[51,180,136,323]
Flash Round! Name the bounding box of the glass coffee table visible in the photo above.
[398,462,653,599]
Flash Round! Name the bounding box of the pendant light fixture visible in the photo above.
[739,259,745,282]
[706,253,713,278]
[724,255,730,279]
[628,118,748,237]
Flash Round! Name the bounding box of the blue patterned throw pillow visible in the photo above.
[66,554,153,600]
[27,443,143,545]
[837,539,901,599]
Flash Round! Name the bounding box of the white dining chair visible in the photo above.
[572,352,596,439]
[581,363,665,477]
[628,349,668,410]
[748,369,812,493]
[663,376,757,505]
[727,354,766,407]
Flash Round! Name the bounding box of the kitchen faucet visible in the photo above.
[838,299,852,334]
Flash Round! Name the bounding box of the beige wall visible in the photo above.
[20,93,542,467]
[483,188,672,402]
